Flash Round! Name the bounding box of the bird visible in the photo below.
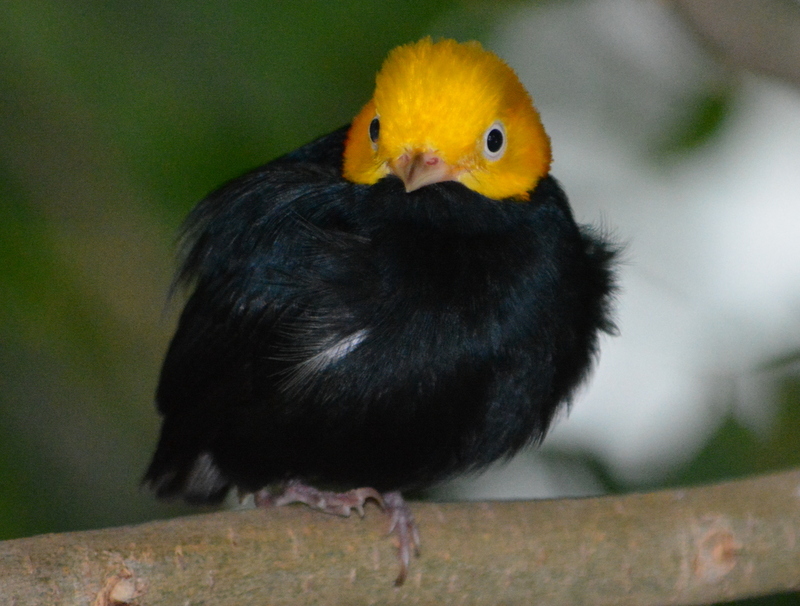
[144,37,617,585]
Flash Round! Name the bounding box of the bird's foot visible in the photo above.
[254,480,383,517]
[254,481,419,585]
[383,491,420,586]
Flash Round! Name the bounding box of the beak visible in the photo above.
[390,151,459,192]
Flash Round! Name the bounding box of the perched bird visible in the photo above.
[145,37,616,584]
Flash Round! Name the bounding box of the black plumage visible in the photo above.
[145,125,616,505]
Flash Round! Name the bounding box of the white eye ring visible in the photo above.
[483,121,507,160]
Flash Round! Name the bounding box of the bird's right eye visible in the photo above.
[369,117,380,144]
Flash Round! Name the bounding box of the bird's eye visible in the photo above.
[369,117,380,144]
[483,122,506,160]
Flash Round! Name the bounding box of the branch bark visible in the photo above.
[671,0,800,88]
[2,470,800,605]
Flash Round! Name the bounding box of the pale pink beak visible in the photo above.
[390,151,459,192]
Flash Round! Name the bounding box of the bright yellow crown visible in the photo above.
[343,38,551,201]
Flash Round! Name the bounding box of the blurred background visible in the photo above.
[1,0,799,602]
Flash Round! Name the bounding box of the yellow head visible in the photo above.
[343,38,551,201]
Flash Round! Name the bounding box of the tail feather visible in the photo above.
[144,447,231,504]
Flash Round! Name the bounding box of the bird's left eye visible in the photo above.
[483,122,506,160]
[369,117,380,144]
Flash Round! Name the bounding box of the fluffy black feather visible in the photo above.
[144,125,616,503]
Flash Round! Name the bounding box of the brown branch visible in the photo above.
[2,470,800,605]
[671,0,800,88]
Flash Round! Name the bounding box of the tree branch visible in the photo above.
[2,470,800,605]
[671,0,800,88]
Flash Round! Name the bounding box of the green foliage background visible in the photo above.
[0,1,797,603]
[0,0,480,542]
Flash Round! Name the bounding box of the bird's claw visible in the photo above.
[255,481,383,518]
[255,482,418,585]
[383,491,420,585]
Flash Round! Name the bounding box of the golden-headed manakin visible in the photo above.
[145,37,616,584]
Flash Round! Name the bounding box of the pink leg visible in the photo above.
[383,491,421,586]
[254,479,383,517]
[255,481,420,585]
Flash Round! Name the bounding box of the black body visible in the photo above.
[145,126,616,503]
